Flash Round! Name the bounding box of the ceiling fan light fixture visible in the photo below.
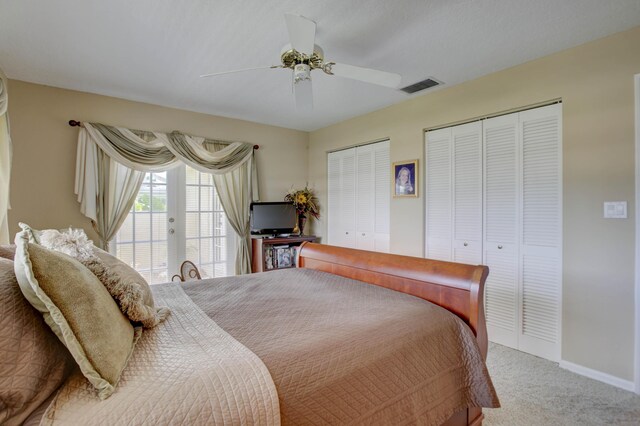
[293,63,311,83]
[322,62,335,75]
[199,13,404,109]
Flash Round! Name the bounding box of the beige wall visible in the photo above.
[309,27,640,381]
[7,80,308,244]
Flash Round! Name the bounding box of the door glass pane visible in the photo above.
[119,215,133,242]
[152,213,167,240]
[200,213,212,237]
[185,212,199,238]
[200,188,213,211]
[186,186,199,211]
[186,166,199,185]
[116,242,134,266]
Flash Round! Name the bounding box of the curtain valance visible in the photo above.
[83,122,254,174]
[75,121,258,274]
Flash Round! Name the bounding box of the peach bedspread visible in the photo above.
[184,268,499,425]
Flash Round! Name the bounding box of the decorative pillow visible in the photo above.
[38,228,169,328]
[0,258,75,425]
[0,243,15,260]
[13,230,139,399]
[93,247,155,309]
[18,223,154,306]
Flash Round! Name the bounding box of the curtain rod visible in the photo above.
[68,120,259,150]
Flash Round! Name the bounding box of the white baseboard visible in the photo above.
[559,360,635,392]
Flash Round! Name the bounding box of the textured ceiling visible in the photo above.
[1,0,639,131]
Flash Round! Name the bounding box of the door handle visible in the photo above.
[498,245,503,249]
[463,242,468,247]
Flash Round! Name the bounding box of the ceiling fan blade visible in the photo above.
[284,13,316,55]
[327,62,401,88]
[199,65,279,78]
[293,77,313,110]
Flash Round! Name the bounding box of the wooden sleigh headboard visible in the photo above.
[297,242,489,360]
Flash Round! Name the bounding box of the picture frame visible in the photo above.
[392,160,418,197]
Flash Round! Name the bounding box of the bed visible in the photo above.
[1,241,498,425]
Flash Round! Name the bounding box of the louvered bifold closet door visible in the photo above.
[373,140,390,253]
[327,151,342,246]
[483,113,520,349]
[425,128,452,261]
[355,144,375,250]
[452,122,483,265]
[327,148,357,248]
[339,149,357,248]
[518,104,562,361]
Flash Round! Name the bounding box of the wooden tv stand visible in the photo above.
[251,235,319,273]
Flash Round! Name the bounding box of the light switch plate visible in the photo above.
[603,201,627,219]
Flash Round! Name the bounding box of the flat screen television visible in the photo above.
[250,202,297,235]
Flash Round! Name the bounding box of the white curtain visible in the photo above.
[75,122,258,274]
[75,130,145,249]
[205,142,255,275]
[0,68,11,244]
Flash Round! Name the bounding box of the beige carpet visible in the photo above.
[484,343,640,425]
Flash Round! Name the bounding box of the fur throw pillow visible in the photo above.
[39,228,170,328]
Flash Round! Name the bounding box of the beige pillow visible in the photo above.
[0,243,15,260]
[0,258,75,425]
[36,228,168,328]
[94,247,154,308]
[13,230,139,399]
[19,223,167,328]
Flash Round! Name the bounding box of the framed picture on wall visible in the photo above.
[392,160,418,197]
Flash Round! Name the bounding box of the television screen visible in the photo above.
[250,202,297,235]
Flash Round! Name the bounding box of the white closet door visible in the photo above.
[338,148,357,248]
[373,140,390,253]
[327,151,341,246]
[452,122,483,265]
[518,104,562,361]
[425,128,452,261]
[483,113,520,349]
[355,144,375,250]
[328,141,389,252]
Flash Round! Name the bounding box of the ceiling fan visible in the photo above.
[200,14,402,109]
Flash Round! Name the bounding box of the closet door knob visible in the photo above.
[463,242,468,247]
[498,245,503,249]
[361,233,365,237]
[345,231,349,235]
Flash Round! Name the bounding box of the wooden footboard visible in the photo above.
[297,242,490,426]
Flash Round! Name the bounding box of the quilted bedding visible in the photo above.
[39,283,280,425]
[183,268,500,426]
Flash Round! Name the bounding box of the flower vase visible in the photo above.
[298,214,307,236]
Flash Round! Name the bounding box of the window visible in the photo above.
[113,166,235,283]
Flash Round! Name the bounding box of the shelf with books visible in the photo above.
[251,236,318,273]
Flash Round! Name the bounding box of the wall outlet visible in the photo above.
[603,201,627,219]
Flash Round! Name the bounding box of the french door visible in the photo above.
[112,165,235,284]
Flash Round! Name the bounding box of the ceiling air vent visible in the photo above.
[400,78,442,94]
